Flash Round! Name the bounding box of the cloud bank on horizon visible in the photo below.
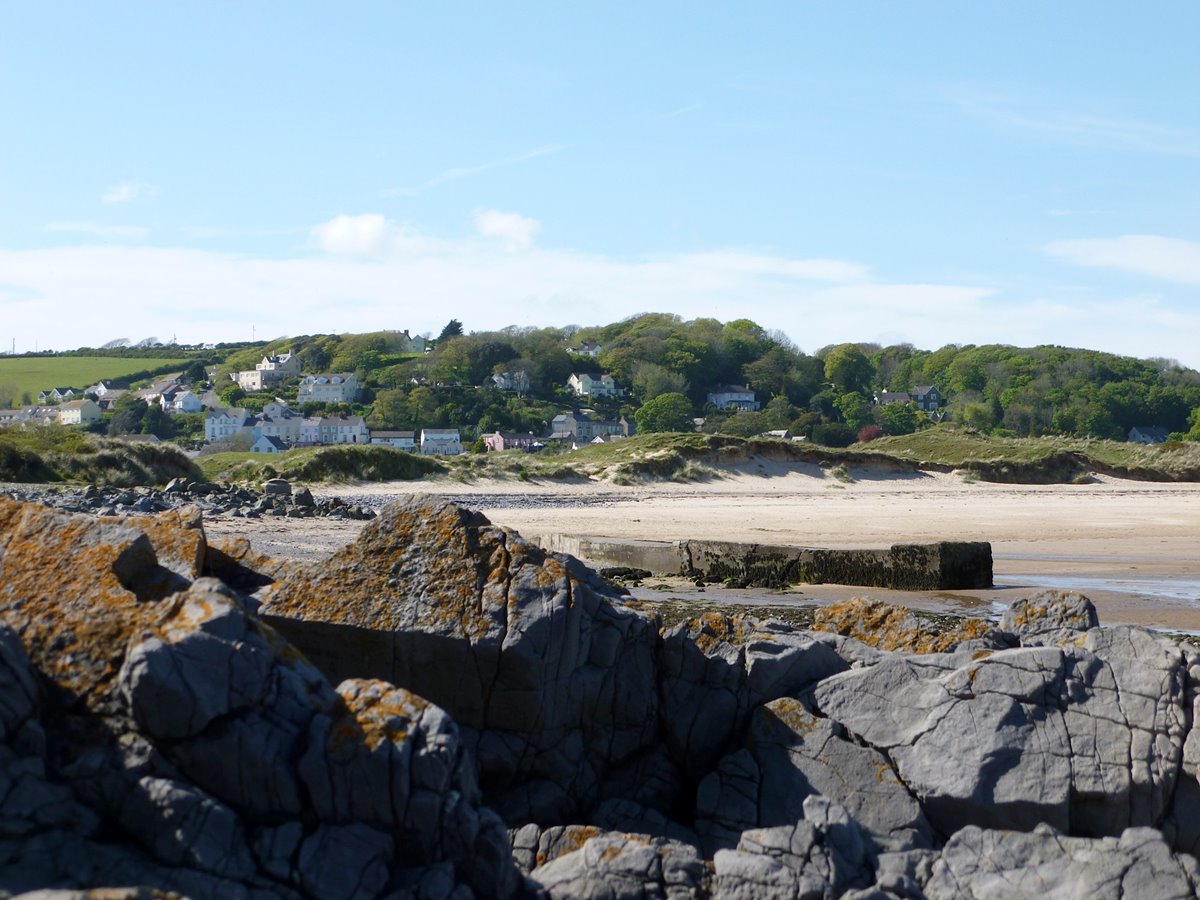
[0,2,1196,367]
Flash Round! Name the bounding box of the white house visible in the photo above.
[204,407,254,442]
[317,415,369,444]
[706,384,760,411]
[567,340,601,358]
[873,391,911,407]
[57,398,101,425]
[420,428,463,456]
[236,350,301,391]
[370,430,417,451]
[548,412,630,441]
[297,373,359,404]
[567,372,618,398]
[254,414,301,445]
[161,389,203,414]
[250,435,288,454]
[38,388,76,403]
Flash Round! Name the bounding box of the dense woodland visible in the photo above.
[10,313,1200,446]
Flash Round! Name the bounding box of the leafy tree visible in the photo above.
[823,344,874,395]
[810,423,856,447]
[834,392,874,430]
[634,392,695,433]
[631,362,688,404]
[218,383,246,407]
[879,401,919,436]
[107,395,150,436]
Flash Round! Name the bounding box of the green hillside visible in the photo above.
[0,356,192,408]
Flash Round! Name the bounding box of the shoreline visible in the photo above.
[199,470,1200,632]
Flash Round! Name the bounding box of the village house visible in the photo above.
[38,388,76,403]
[161,389,203,414]
[873,391,912,406]
[236,350,301,391]
[911,385,943,412]
[548,411,631,442]
[370,431,417,451]
[86,381,126,398]
[250,435,288,454]
[254,414,302,445]
[133,375,185,405]
[394,329,427,353]
[706,385,760,411]
[420,428,463,456]
[204,407,254,443]
[482,431,539,452]
[310,415,369,445]
[567,372,619,398]
[566,340,601,358]
[1129,425,1170,444]
[297,372,359,404]
[95,389,129,412]
[57,398,102,426]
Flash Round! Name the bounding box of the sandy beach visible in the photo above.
[205,467,1200,632]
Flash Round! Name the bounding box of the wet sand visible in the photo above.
[204,468,1200,631]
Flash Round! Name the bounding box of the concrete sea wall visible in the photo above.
[537,534,993,590]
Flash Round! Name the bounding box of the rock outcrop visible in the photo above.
[0,497,517,899]
[2,492,1200,899]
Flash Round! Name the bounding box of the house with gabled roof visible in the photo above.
[58,398,102,425]
[204,407,253,443]
[370,431,417,451]
[706,384,759,411]
[567,372,619,398]
[911,385,942,412]
[420,428,463,456]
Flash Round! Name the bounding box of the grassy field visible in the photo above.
[0,357,192,407]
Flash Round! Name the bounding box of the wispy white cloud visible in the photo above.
[102,181,155,204]
[1045,235,1200,286]
[950,89,1200,157]
[310,213,442,257]
[472,209,540,251]
[45,221,148,240]
[383,144,569,197]
[4,225,1197,368]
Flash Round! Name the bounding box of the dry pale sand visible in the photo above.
[205,465,1200,632]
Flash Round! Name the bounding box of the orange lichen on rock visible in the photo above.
[809,597,992,654]
[261,497,544,642]
[0,498,205,708]
[686,611,758,652]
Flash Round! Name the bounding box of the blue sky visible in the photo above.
[2,2,1197,365]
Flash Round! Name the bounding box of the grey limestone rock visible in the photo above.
[262,496,662,824]
[696,697,932,855]
[529,831,711,899]
[924,823,1200,899]
[1000,589,1100,643]
[814,630,1187,838]
[711,796,873,900]
[659,614,847,780]
[0,497,522,899]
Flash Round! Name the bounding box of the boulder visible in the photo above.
[808,598,1004,654]
[814,626,1187,837]
[260,496,661,823]
[1000,589,1100,643]
[923,824,1199,899]
[261,479,291,497]
[528,832,711,899]
[711,796,873,900]
[0,497,521,899]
